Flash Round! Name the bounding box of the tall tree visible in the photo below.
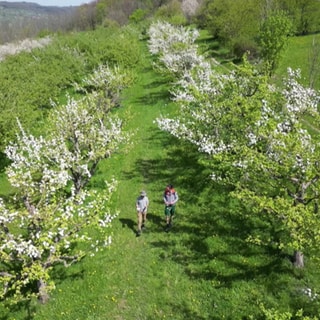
[1,121,118,304]
[280,0,320,35]
[148,20,201,78]
[257,10,293,75]
[196,0,261,56]
[51,64,132,194]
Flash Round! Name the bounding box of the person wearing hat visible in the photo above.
[136,190,149,236]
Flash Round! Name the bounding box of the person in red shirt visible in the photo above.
[163,184,178,231]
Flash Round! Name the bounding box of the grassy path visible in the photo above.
[90,52,211,319]
[32,46,215,320]
[20,39,289,320]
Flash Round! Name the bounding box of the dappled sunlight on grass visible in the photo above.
[2,26,320,320]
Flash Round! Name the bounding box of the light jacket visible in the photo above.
[136,195,149,212]
[163,189,178,206]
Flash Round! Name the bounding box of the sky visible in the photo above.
[4,0,92,6]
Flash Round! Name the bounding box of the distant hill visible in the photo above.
[0,1,76,22]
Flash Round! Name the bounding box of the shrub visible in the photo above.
[154,0,187,26]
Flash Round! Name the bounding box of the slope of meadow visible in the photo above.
[1,27,320,320]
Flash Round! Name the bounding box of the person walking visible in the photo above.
[163,184,178,231]
[136,190,149,236]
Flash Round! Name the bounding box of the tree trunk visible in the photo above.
[293,250,304,268]
[37,279,49,304]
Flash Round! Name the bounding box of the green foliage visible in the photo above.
[257,10,293,75]
[280,0,320,35]
[0,25,144,151]
[62,25,144,69]
[196,0,320,60]
[95,0,108,26]
[129,8,149,24]
[260,304,320,320]
[0,38,88,150]
[275,34,320,90]
[196,0,260,57]
[154,0,187,26]
[103,25,144,68]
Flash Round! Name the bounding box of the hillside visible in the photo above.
[0,1,76,21]
[0,13,320,320]
[16,33,320,319]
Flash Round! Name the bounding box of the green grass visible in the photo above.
[275,33,320,89]
[1,33,320,320]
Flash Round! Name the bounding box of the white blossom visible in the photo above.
[0,36,51,61]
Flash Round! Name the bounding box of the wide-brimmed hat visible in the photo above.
[140,190,147,196]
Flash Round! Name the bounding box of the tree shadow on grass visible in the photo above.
[135,90,171,106]
[127,128,211,199]
[145,301,207,320]
[143,77,172,90]
[123,66,172,106]
[147,212,163,226]
[0,151,10,173]
[130,128,295,296]
[167,199,293,290]
[49,265,85,288]
[0,267,85,320]
[0,300,36,320]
